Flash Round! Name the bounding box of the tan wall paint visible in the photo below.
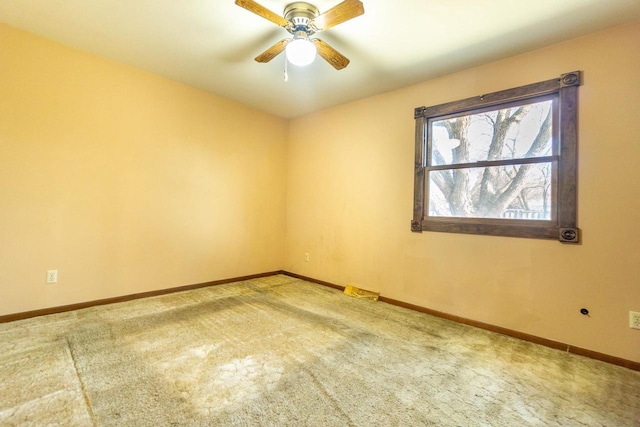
[2,20,639,363]
[285,22,640,362]
[0,24,288,315]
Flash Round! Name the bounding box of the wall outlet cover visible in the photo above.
[630,311,640,329]
[46,270,58,284]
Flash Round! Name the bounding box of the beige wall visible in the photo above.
[2,20,639,363]
[285,21,640,362]
[0,24,288,315]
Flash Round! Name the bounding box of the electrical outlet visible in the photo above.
[630,311,640,329]
[46,270,57,284]
[304,253,310,262]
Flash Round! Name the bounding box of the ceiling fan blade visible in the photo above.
[235,0,289,27]
[311,0,364,31]
[255,38,290,63]
[312,39,350,70]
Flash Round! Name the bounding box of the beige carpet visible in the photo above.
[0,274,638,426]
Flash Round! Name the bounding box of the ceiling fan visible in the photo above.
[235,0,365,70]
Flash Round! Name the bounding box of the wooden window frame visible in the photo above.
[411,71,581,242]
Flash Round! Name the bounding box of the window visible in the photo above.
[412,72,581,242]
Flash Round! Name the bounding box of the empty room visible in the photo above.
[1,0,639,425]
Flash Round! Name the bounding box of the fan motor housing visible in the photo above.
[284,2,319,27]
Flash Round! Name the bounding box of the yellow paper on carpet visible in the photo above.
[344,285,380,301]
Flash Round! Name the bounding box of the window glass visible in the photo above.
[427,163,552,220]
[430,99,554,166]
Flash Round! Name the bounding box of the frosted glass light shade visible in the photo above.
[286,39,317,66]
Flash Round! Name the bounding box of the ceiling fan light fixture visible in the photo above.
[236,0,364,70]
[285,33,317,66]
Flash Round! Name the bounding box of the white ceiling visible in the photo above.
[1,0,639,118]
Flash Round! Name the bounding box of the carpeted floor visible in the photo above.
[0,274,638,426]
